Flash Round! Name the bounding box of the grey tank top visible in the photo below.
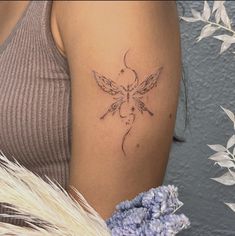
[0,0,72,227]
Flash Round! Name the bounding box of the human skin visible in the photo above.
[53,0,182,220]
[0,1,182,221]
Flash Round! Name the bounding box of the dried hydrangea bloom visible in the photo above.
[106,185,190,235]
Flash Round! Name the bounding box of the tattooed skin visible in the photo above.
[92,50,163,156]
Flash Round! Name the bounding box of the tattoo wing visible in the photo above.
[93,70,124,96]
[100,99,125,119]
[133,66,163,96]
[133,97,154,116]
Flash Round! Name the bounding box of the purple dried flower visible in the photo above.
[106,185,190,235]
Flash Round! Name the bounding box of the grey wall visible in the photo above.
[164,1,235,236]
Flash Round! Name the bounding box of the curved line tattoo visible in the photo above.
[93,50,163,156]
[122,126,132,156]
[123,49,139,90]
[118,105,127,119]
[123,50,130,68]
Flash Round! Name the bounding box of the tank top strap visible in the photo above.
[40,1,69,72]
[0,1,34,54]
[0,0,69,73]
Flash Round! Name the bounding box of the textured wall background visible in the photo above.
[164,1,235,235]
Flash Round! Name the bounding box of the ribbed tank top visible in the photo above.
[0,0,72,227]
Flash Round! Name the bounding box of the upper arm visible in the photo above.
[55,1,181,220]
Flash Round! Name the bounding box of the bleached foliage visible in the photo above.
[208,107,235,213]
[181,1,235,54]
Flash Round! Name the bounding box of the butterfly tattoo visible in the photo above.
[93,50,163,156]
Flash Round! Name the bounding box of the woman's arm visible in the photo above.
[54,1,181,220]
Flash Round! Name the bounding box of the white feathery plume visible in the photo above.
[0,150,111,235]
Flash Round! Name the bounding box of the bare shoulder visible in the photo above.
[51,1,179,58]
[53,1,178,28]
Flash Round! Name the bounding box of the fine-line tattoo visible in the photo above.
[92,50,163,156]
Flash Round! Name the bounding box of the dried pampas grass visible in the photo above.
[0,151,190,235]
[0,150,111,236]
